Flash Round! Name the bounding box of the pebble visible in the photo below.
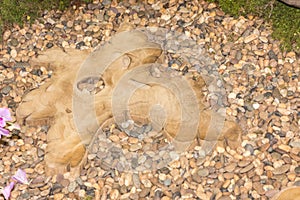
[239,164,254,173]
[273,165,290,175]
[197,168,209,177]
[1,86,12,95]
[294,166,300,174]
[0,0,298,199]
[252,103,260,109]
[67,181,77,192]
[244,34,258,43]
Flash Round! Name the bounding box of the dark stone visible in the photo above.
[37,148,45,157]
[9,38,19,47]
[154,189,163,199]
[158,167,170,174]
[265,84,274,90]
[85,31,93,36]
[8,99,16,109]
[50,183,63,195]
[294,180,300,186]
[272,87,282,99]
[244,144,254,155]
[102,0,111,6]
[131,157,138,169]
[172,191,181,199]
[294,166,300,174]
[177,19,185,27]
[268,50,278,61]
[76,41,85,49]
[86,189,95,197]
[46,42,54,48]
[1,85,12,95]
[31,68,43,76]
[264,92,273,98]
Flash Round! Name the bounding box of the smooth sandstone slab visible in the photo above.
[271,186,300,200]
[16,28,241,176]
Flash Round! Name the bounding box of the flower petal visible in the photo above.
[0,108,12,121]
[0,117,6,127]
[0,127,10,138]
[2,182,15,200]
[12,169,29,184]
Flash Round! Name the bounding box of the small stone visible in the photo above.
[1,86,12,95]
[294,166,300,174]
[78,189,86,197]
[46,42,54,49]
[259,36,268,43]
[197,168,209,177]
[253,103,260,109]
[169,151,179,160]
[138,155,147,164]
[3,30,11,40]
[225,163,237,172]
[140,188,150,198]
[273,165,290,175]
[37,148,45,157]
[268,50,278,60]
[244,34,258,43]
[68,181,77,192]
[110,189,120,199]
[141,179,152,188]
[130,144,142,151]
[244,144,254,155]
[164,179,171,186]
[277,108,291,115]
[41,189,50,196]
[228,92,236,99]
[216,146,225,153]
[88,154,97,160]
[10,49,18,58]
[278,144,291,152]
[109,135,119,142]
[54,193,64,200]
[161,14,171,21]
[238,160,251,167]
[239,164,254,173]
[265,189,279,198]
[9,38,19,47]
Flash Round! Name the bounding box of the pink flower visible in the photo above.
[0,118,5,127]
[2,182,15,200]
[0,108,12,128]
[12,169,29,185]
[0,127,10,139]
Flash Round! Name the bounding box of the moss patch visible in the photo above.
[209,0,300,53]
[0,0,92,39]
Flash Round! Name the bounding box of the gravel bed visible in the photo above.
[0,0,299,199]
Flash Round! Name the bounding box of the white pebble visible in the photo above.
[228,92,236,99]
[252,103,260,109]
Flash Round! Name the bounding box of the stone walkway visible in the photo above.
[0,0,299,199]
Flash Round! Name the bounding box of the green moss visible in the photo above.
[271,1,300,52]
[209,0,300,52]
[83,196,93,200]
[0,0,92,39]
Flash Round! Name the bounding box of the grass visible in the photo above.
[0,0,92,39]
[208,0,300,53]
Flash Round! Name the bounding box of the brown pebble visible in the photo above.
[273,164,290,175]
[239,164,254,173]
